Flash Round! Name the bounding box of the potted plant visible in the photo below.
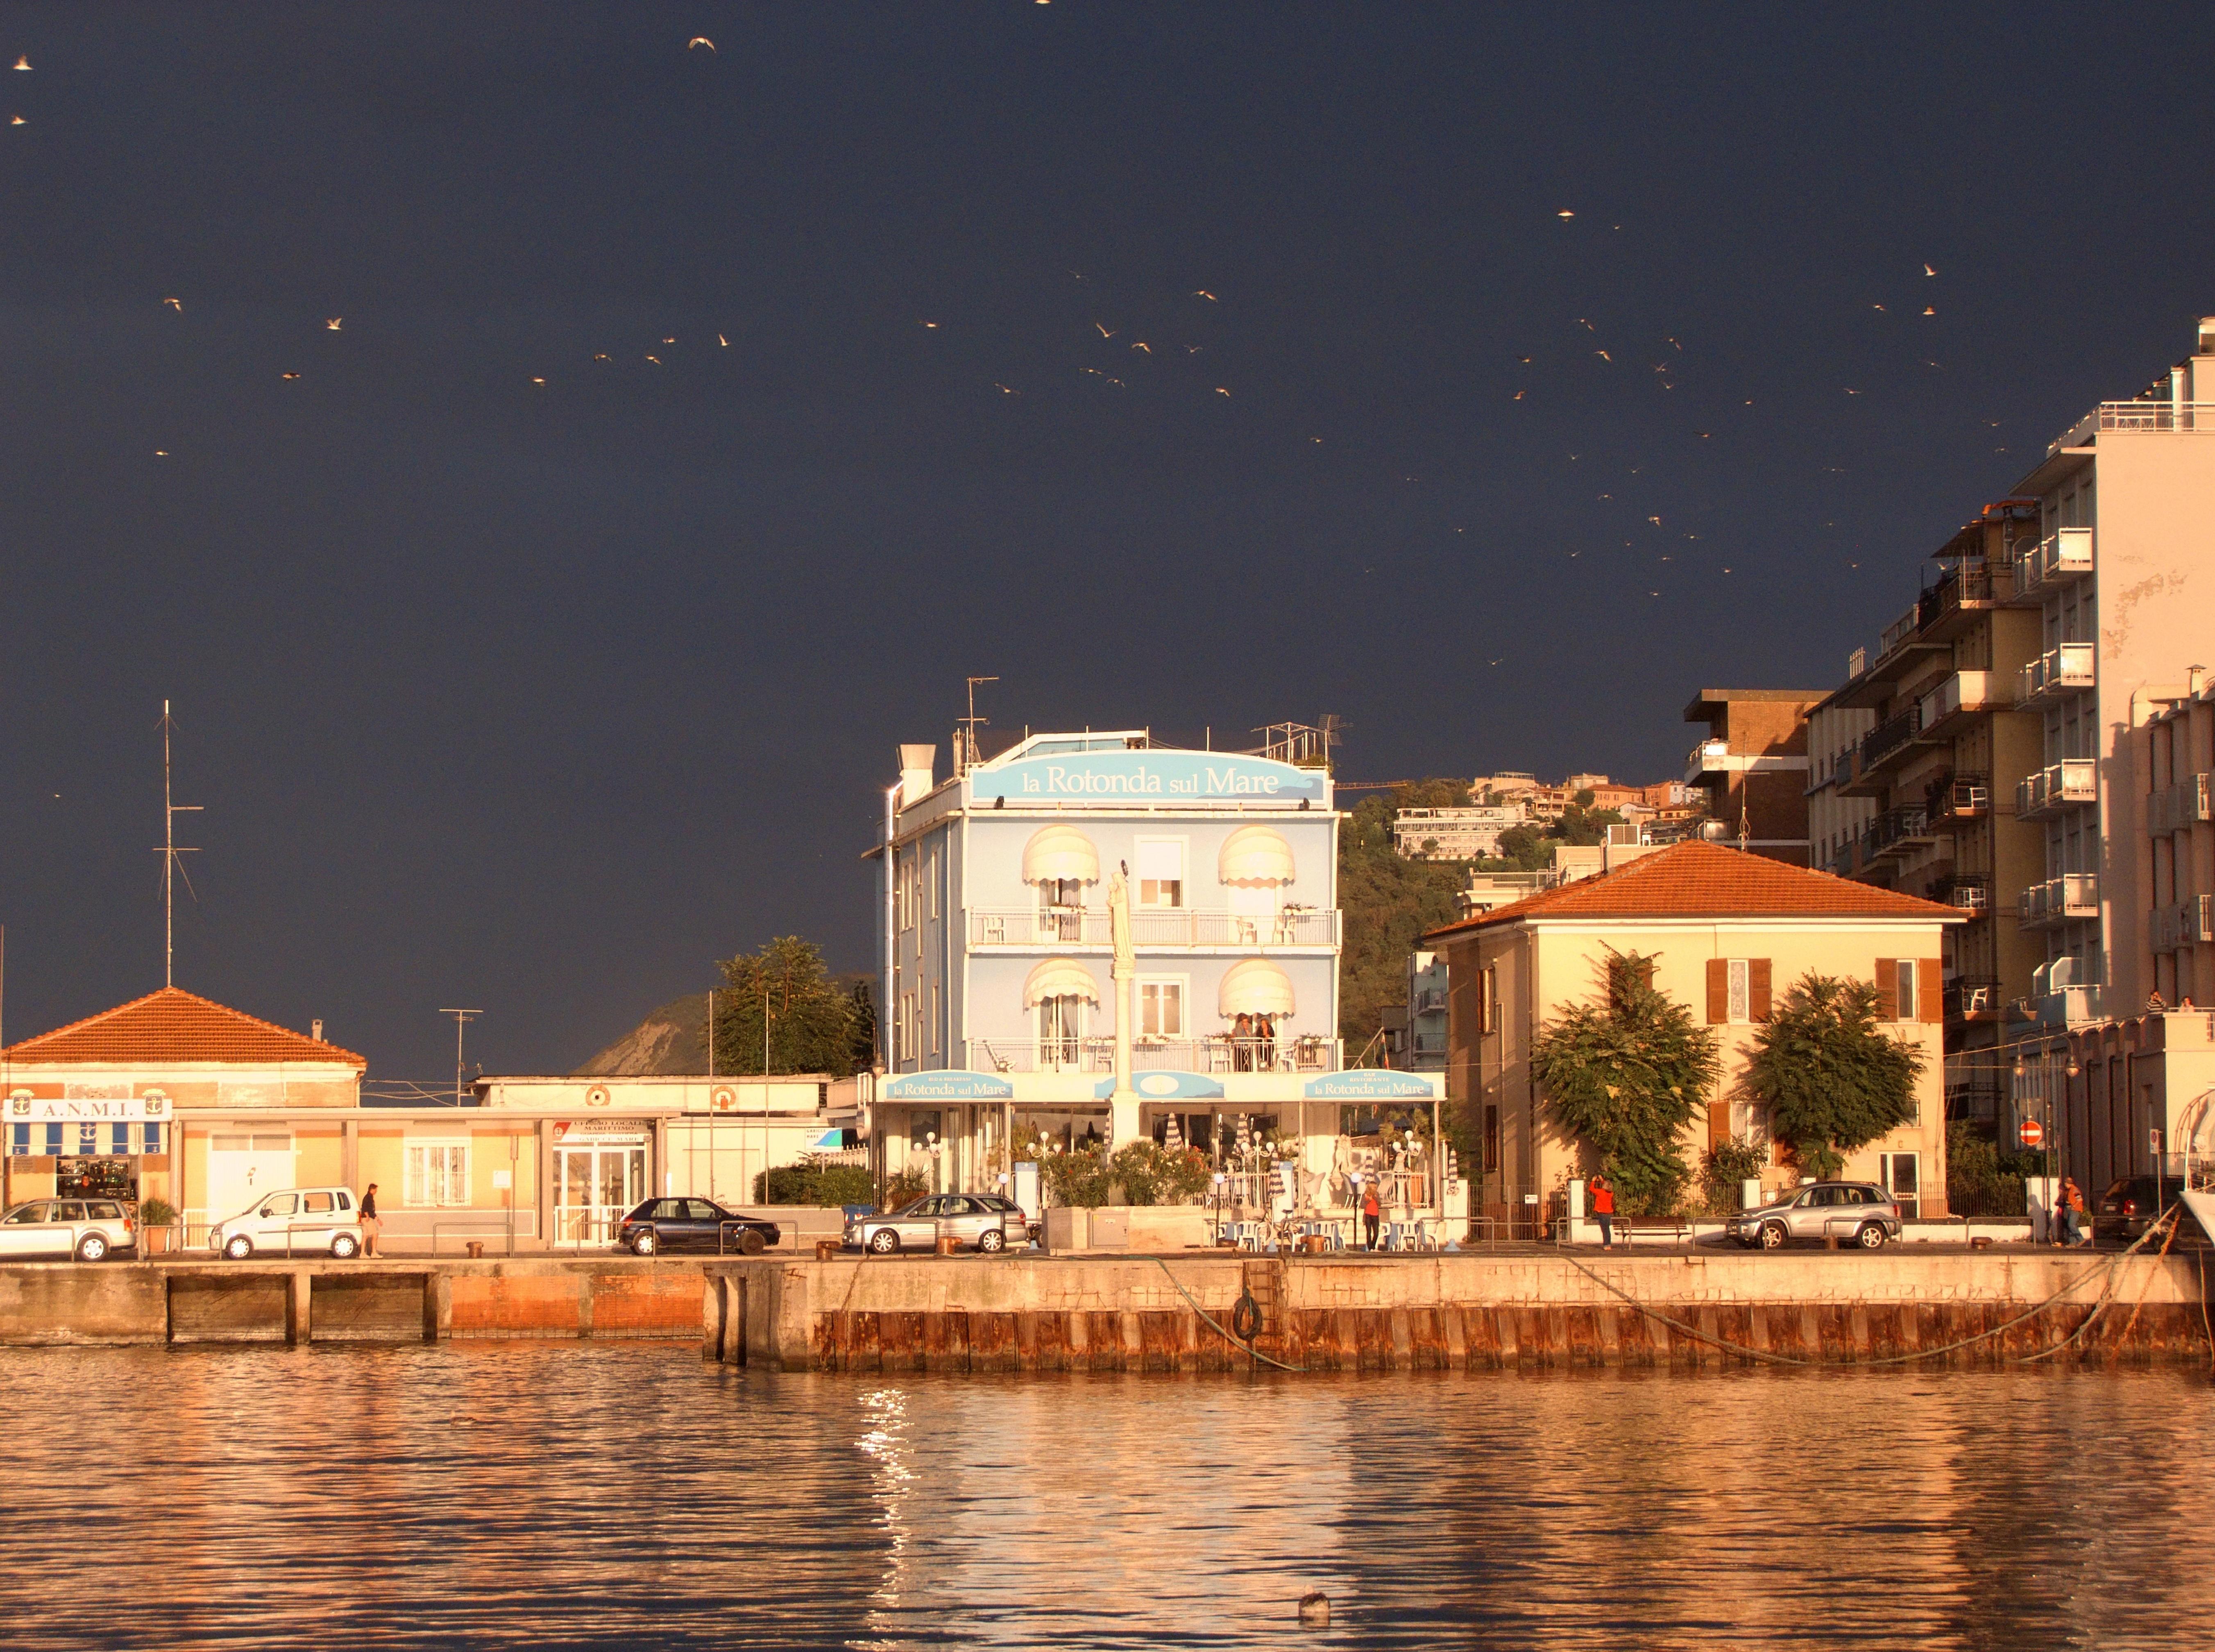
[139,1197,179,1256]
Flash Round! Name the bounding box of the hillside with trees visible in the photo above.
[1336,779,1471,1057]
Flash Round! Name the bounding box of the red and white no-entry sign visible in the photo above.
[2019,1118,2046,1149]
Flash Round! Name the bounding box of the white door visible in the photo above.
[205,1133,297,1227]
[554,1146,646,1246]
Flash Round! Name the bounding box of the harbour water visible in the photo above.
[7,1342,2211,1650]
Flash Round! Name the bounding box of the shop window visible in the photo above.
[404,1142,472,1207]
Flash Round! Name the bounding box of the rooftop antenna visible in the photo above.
[155,700,203,988]
[440,1008,483,1106]
[957,675,998,776]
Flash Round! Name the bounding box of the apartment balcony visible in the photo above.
[1942,976,2006,1023]
[2016,759,2098,820]
[2009,527,2095,602]
[2097,400,2215,433]
[1861,803,1936,863]
[1934,874,1991,915]
[967,906,1339,950]
[1411,986,1448,1014]
[2152,895,2215,952]
[1944,1080,2007,1124]
[1916,671,2006,741]
[2021,872,2100,928]
[2149,773,2214,835]
[1915,561,2012,642]
[1927,773,1991,830]
[1684,739,1731,786]
[964,1034,1342,1076]
[2018,643,2096,708]
[1844,705,1932,792]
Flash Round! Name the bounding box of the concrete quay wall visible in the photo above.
[708,1250,2215,1375]
[0,1258,709,1346]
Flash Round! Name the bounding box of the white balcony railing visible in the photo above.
[964,1035,1342,1076]
[967,906,1338,948]
[2021,872,2100,926]
[2013,527,2095,596]
[2015,759,2097,820]
[2018,643,2095,705]
[1684,739,1729,784]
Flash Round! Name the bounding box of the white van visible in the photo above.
[208,1187,365,1260]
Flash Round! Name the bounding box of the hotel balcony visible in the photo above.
[964,1034,1342,1076]
[2021,872,2100,928]
[968,906,1339,950]
[2152,895,2215,952]
[1926,773,1991,830]
[2018,643,2096,707]
[2149,773,2213,835]
[2016,759,2098,820]
[2008,528,2095,602]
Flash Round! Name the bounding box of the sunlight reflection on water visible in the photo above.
[2,1343,2209,1650]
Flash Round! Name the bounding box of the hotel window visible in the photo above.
[929,985,940,1056]
[1135,838,1185,908]
[1139,979,1186,1038]
[1037,996,1085,1067]
[927,850,939,920]
[404,1141,472,1207]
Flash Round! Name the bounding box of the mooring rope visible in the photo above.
[1550,1216,2179,1369]
[1155,1257,1308,1373]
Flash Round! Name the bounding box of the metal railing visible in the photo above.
[2097,400,2215,432]
[1861,803,1932,860]
[1927,773,1990,825]
[1918,562,2005,627]
[1859,704,1924,773]
[1942,977,2003,1020]
[2149,773,2213,834]
[1877,603,1923,660]
[966,1034,1341,1075]
[2152,895,2215,951]
[967,906,1339,947]
[1934,874,1991,912]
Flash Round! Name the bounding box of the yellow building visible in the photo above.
[1422,840,1963,1228]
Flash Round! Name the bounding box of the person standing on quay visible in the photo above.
[1362,1181,1382,1251]
[1590,1172,1616,1250]
[361,1182,383,1258]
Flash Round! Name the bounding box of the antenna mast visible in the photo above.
[956,675,999,777]
[156,700,203,988]
[440,1008,483,1107]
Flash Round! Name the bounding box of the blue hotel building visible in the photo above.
[866,730,1443,1214]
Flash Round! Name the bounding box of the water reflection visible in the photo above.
[0,1345,2208,1649]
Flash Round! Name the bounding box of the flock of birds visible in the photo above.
[7,32,2022,657]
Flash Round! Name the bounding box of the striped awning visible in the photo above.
[1021,824,1099,884]
[1022,957,1101,1007]
[1218,958,1296,1017]
[1218,824,1295,886]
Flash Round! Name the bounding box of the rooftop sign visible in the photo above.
[973,751,1327,808]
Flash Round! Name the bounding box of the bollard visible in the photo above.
[935,1234,959,1257]
[814,1239,839,1261]
[465,1241,485,1260]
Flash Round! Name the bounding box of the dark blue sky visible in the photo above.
[4,3,2211,1076]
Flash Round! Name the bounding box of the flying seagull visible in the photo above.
[688,36,714,51]
[326,317,342,330]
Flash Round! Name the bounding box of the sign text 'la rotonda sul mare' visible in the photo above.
[979,752,1327,807]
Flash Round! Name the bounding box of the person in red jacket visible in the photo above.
[1590,1172,1616,1250]
[1361,1182,1382,1251]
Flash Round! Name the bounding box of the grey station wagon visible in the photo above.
[846,1194,1025,1255]
[1727,1182,1902,1251]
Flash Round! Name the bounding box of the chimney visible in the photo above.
[2198,316,2215,357]
[898,744,936,808]
[311,1019,324,1042]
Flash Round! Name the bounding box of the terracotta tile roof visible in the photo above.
[1422,840,1966,943]
[1,986,366,1067]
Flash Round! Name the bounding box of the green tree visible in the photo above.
[1530,951,1722,1215]
[1745,973,1923,1180]
[711,936,874,1076]
[1335,780,1472,1054]
[1488,823,1554,872]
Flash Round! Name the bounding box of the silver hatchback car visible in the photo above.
[1728,1182,1902,1251]
[846,1194,1023,1255]
[0,1199,138,1262]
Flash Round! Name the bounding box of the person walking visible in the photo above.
[2060,1177,2088,1247]
[1590,1172,1616,1250]
[1361,1181,1382,1251]
[360,1182,383,1258]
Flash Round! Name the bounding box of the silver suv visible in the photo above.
[1728,1182,1902,1251]
[0,1199,138,1261]
[846,1194,1025,1255]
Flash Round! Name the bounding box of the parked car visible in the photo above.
[845,1193,1025,1255]
[1726,1182,1902,1251]
[616,1197,780,1256]
[2093,1176,2174,1247]
[0,1198,138,1262]
[209,1187,365,1260]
